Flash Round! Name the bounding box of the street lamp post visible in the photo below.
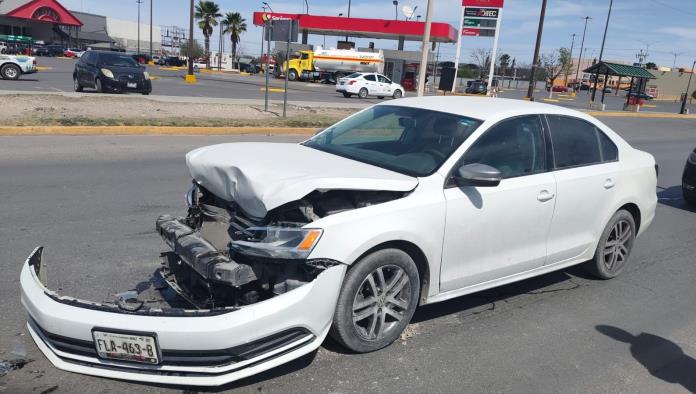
[137,0,143,54]
[573,16,591,93]
[525,0,548,101]
[186,0,196,83]
[345,0,351,42]
[393,1,398,20]
[591,0,613,105]
[149,0,153,58]
[565,33,575,86]
[416,0,433,97]
[680,60,695,114]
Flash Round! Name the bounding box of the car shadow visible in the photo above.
[596,325,696,392]
[2,78,40,82]
[657,185,696,213]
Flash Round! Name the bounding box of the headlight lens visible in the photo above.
[231,227,323,259]
[143,71,150,80]
[689,152,696,165]
[100,68,114,79]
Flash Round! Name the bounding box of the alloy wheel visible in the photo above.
[602,219,633,273]
[352,265,412,341]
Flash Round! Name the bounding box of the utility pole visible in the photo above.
[680,60,695,114]
[219,19,223,70]
[565,33,575,86]
[525,0,547,100]
[635,49,648,65]
[591,0,612,104]
[345,0,351,42]
[416,0,434,97]
[573,16,591,93]
[137,0,143,54]
[393,0,398,20]
[486,7,503,96]
[149,0,153,58]
[186,0,196,83]
[671,52,683,69]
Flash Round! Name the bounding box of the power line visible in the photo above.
[648,0,696,17]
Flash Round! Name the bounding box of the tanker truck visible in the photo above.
[279,47,384,82]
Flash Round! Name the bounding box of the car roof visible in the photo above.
[380,96,593,122]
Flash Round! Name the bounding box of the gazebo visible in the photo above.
[583,61,655,109]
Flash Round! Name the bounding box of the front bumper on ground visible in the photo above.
[101,77,152,93]
[21,247,346,386]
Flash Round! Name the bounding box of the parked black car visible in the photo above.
[33,44,64,57]
[683,147,696,205]
[626,91,654,100]
[238,62,259,74]
[157,56,185,67]
[73,51,152,95]
[465,81,487,94]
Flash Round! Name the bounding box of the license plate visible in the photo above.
[127,82,137,88]
[93,330,159,364]
[339,82,345,85]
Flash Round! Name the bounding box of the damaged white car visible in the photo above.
[21,97,657,386]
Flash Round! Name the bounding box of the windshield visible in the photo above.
[99,53,138,67]
[303,105,482,176]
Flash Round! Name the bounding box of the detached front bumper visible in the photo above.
[21,247,346,386]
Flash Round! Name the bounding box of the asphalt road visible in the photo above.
[3,56,694,113]
[2,117,696,393]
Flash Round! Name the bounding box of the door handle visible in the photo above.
[537,190,555,202]
[604,178,616,189]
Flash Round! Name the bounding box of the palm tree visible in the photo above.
[222,12,247,70]
[195,0,222,69]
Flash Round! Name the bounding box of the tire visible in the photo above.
[377,96,384,99]
[330,248,420,353]
[1,64,21,80]
[584,209,636,279]
[358,88,369,99]
[392,89,403,99]
[142,92,150,95]
[342,92,352,98]
[73,76,83,92]
[683,187,696,206]
[95,78,103,93]
[287,69,298,81]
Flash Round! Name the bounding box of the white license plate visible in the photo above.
[93,330,159,364]
[127,82,137,88]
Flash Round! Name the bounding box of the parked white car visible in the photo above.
[0,54,37,80]
[21,97,657,386]
[336,72,405,99]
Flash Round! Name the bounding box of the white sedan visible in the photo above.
[0,54,37,80]
[21,97,656,386]
[336,72,405,99]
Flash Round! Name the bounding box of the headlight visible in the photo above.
[231,227,322,259]
[689,152,696,165]
[100,68,114,79]
[143,71,150,80]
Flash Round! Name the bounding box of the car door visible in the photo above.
[440,115,556,292]
[362,74,379,95]
[377,75,392,95]
[543,115,620,264]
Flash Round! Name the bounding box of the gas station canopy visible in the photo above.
[252,12,458,43]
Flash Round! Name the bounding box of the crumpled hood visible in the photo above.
[186,142,419,220]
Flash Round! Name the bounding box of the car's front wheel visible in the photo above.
[584,209,636,279]
[392,89,403,99]
[330,248,420,353]
[73,76,83,92]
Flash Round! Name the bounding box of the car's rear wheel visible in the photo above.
[342,92,352,98]
[73,76,83,92]
[330,248,419,353]
[358,88,369,99]
[1,64,21,80]
[95,78,103,93]
[392,89,403,99]
[584,209,636,279]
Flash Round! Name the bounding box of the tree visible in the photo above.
[499,53,511,83]
[180,39,204,59]
[645,62,657,70]
[222,12,247,70]
[542,48,572,97]
[195,0,222,69]
[470,49,491,79]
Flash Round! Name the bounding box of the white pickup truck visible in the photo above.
[0,54,37,80]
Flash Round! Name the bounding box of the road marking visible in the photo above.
[260,87,286,93]
[51,87,63,92]
[558,98,575,101]
[642,104,657,108]
[36,66,52,71]
[543,98,560,102]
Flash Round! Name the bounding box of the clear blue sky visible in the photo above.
[59,0,696,68]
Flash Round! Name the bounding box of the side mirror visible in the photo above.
[454,163,502,187]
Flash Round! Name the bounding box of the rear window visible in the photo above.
[346,72,362,78]
[546,115,617,169]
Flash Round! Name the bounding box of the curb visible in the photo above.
[585,111,696,119]
[0,126,318,136]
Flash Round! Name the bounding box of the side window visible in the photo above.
[377,75,388,83]
[300,53,309,60]
[598,130,618,161]
[461,116,547,179]
[364,74,376,82]
[547,116,610,168]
